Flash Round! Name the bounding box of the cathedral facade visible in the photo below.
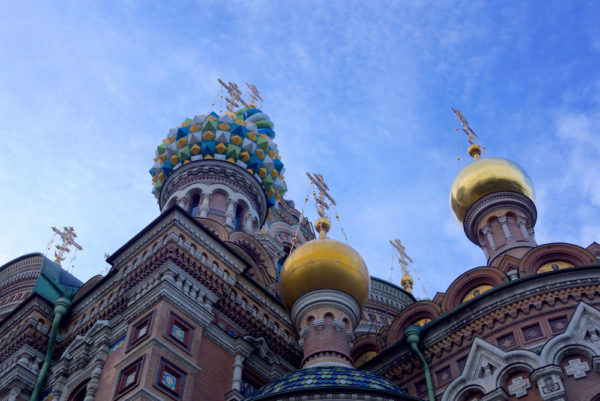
[0,103,599,401]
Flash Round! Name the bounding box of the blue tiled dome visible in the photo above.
[245,366,408,400]
[150,108,287,208]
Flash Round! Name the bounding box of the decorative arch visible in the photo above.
[441,266,507,313]
[442,302,600,401]
[229,231,277,285]
[68,379,90,401]
[519,242,596,277]
[351,333,379,367]
[196,218,229,240]
[540,302,600,365]
[454,385,485,401]
[386,301,440,346]
[441,337,540,401]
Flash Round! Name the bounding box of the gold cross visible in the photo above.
[246,83,263,105]
[218,79,248,111]
[451,107,479,145]
[306,172,336,219]
[389,239,412,277]
[51,226,83,265]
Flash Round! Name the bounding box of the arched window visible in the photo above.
[188,194,200,217]
[69,379,90,401]
[234,204,244,231]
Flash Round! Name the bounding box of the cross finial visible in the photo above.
[389,239,414,292]
[452,107,483,160]
[246,83,263,106]
[306,172,336,219]
[218,79,248,112]
[306,172,339,239]
[51,226,83,266]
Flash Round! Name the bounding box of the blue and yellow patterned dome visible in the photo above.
[246,366,408,400]
[150,106,287,208]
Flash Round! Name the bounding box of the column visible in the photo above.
[243,214,254,233]
[83,362,104,401]
[199,193,211,218]
[498,216,512,240]
[224,199,236,232]
[177,195,189,209]
[531,366,567,401]
[517,217,530,239]
[231,354,245,392]
[482,225,496,250]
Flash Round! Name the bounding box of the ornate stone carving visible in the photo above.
[563,358,590,379]
[507,375,530,397]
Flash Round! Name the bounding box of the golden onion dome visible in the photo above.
[278,234,370,311]
[450,152,535,223]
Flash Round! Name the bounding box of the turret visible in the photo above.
[450,143,537,265]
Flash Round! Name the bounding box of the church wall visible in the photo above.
[194,336,234,400]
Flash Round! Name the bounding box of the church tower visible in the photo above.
[450,143,537,265]
[150,102,287,236]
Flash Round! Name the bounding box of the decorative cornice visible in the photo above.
[159,160,268,225]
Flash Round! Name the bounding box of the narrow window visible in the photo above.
[188,194,200,217]
[234,204,244,231]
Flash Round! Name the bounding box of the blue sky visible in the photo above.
[1,1,599,299]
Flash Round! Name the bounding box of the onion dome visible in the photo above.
[149,105,287,208]
[450,145,535,223]
[245,366,409,400]
[278,218,370,311]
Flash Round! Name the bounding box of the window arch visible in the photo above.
[68,379,90,401]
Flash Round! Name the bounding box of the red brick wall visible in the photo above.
[194,336,234,400]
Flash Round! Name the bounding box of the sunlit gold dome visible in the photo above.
[450,156,535,223]
[278,238,370,311]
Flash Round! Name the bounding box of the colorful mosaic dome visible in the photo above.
[150,106,287,208]
[246,366,407,400]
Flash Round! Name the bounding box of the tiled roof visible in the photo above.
[246,365,407,400]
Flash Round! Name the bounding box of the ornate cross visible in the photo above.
[306,172,336,219]
[389,239,413,278]
[564,358,590,379]
[508,376,531,397]
[451,107,479,145]
[246,83,263,105]
[51,226,83,265]
[218,79,248,111]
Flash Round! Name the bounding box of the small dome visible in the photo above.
[149,107,287,208]
[450,157,535,223]
[278,239,370,310]
[245,366,408,400]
